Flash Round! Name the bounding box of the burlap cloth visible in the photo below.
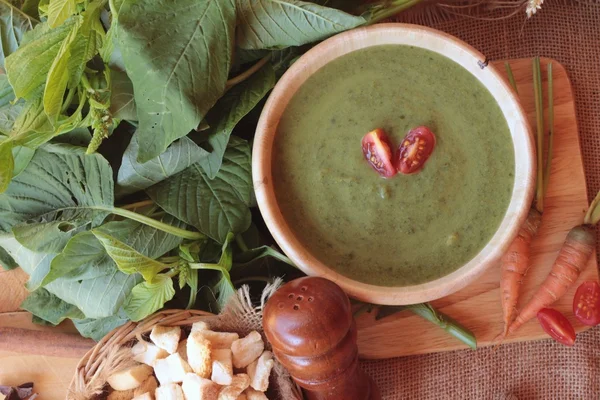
[358,2,600,399]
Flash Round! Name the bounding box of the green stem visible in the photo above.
[164,269,179,278]
[504,62,518,94]
[533,57,545,214]
[543,63,554,198]
[376,303,476,349]
[158,256,181,263]
[364,0,423,25]
[110,207,205,240]
[61,88,76,114]
[235,235,249,252]
[226,55,270,89]
[270,250,295,267]
[120,199,155,211]
[186,269,198,309]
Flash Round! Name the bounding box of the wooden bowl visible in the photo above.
[253,24,535,305]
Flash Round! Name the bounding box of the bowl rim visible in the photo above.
[252,23,535,305]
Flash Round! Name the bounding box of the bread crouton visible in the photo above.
[187,332,212,378]
[243,388,268,400]
[247,351,273,392]
[134,376,158,397]
[150,326,181,354]
[154,353,192,384]
[181,373,220,400]
[107,364,153,391]
[199,330,239,349]
[132,341,169,366]
[177,339,188,362]
[211,348,233,385]
[132,393,153,400]
[191,321,210,333]
[231,331,264,369]
[217,374,250,400]
[107,389,134,400]
[155,384,184,400]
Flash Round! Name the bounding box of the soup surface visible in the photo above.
[272,45,515,287]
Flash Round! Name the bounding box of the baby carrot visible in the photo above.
[499,59,552,336]
[500,208,542,335]
[508,224,596,335]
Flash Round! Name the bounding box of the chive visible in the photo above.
[504,62,518,94]
[376,303,477,349]
[533,57,545,213]
[542,63,554,198]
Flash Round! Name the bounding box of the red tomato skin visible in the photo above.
[573,281,600,326]
[394,126,436,175]
[361,128,397,178]
[537,308,576,346]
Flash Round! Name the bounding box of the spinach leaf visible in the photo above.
[43,230,111,285]
[116,0,236,162]
[45,267,141,318]
[73,310,129,341]
[123,274,175,321]
[236,0,365,50]
[0,74,23,134]
[0,243,18,270]
[21,287,84,325]
[13,218,88,253]
[200,63,275,179]
[47,0,76,28]
[147,137,253,243]
[98,216,185,259]
[0,233,54,290]
[66,0,104,89]
[92,229,165,281]
[0,140,13,192]
[11,145,34,177]
[5,17,80,100]
[0,0,38,69]
[116,136,207,197]
[0,147,114,234]
[109,69,136,121]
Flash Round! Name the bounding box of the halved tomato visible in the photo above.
[394,126,436,174]
[537,308,576,346]
[573,281,600,326]
[361,128,396,178]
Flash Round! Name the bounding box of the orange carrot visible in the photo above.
[500,208,542,335]
[507,225,596,336]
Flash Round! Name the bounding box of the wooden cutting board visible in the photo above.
[0,58,595,394]
[356,57,599,359]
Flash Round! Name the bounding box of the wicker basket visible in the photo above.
[68,309,304,400]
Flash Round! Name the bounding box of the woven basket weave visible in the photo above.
[67,309,304,400]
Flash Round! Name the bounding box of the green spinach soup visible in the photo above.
[272,45,515,287]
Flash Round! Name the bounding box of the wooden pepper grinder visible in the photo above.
[263,276,380,400]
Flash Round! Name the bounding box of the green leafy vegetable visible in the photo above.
[0,70,23,134]
[147,137,253,243]
[5,17,80,100]
[11,145,34,177]
[47,0,76,28]
[109,69,136,120]
[0,243,18,270]
[93,229,166,281]
[200,63,275,178]
[73,309,129,340]
[116,0,236,162]
[0,140,13,192]
[0,0,38,68]
[235,0,365,50]
[116,136,207,197]
[123,274,175,321]
[21,287,84,325]
[0,147,113,233]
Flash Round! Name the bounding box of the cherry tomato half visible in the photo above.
[537,308,576,346]
[394,126,436,174]
[573,281,600,326]
[361,128,396,178]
